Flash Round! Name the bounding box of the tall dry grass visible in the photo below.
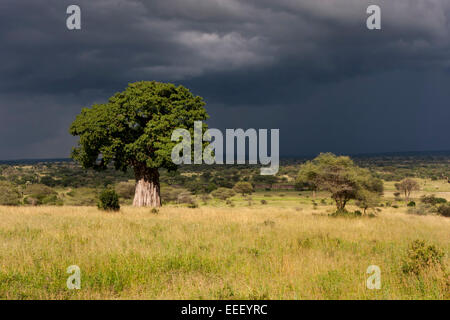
[0,205,448,299]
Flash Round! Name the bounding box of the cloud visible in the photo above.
[0,0,449,158]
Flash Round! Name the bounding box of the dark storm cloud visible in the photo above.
[0,0,449,159]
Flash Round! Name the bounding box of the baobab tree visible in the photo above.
[70,81,208,207]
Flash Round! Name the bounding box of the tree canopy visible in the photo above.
[233,181,254,196]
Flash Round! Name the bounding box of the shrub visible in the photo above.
[98,189,120,211]
[233,182,253,196]
[115,181,135,199]
[402,240,445,275]
[437,203,450,217]
[261,199,267,205]
[0,181,21,205]
[330,209,362,217]
[421,194,447,206]
[407,201,416,207]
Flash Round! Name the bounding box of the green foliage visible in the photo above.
[437,203,450,217]
[296,153,383,210]
[98,189,120,211]
[0,181,21,206]
[69,81,209,173]
[40,176,57,187]
[211,187,235,201]
[233,182,253,196]
[407,201,416,207]
[402,240,445,275]
[355,189,380,214]
[161,186,184,203]
[22,184,61,206]
[421,194,447,206]
[115,181,135,199]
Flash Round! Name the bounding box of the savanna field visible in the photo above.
[0,156,449,299]
[0,190,449,300]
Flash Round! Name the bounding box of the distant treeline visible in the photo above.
[1,152,450,195]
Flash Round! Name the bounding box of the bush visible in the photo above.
[115,181,135,199]
[402,240,445,275]
[421,194,447,206]
[211,188,235,201]
[437,203,450,217]
[233,182,253,196]
[261,199,267,205]
[0,181,21,205]
[407,201,416,207]
[330,209,362,217]
[98,189,120,211]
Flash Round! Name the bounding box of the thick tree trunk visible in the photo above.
[133,166,161,207]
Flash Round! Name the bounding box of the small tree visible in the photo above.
[355,189,380,215]
[98,189,120,211]
[395,178,420,203]
[296,153,383,211]
[211,188,235,201]
[233,182,253,196]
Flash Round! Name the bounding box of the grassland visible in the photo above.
[0,199,448,299]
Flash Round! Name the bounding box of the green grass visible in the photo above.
[0,203,448,300]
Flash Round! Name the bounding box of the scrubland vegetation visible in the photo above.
[0,153,449,299]
[0,204,448,299]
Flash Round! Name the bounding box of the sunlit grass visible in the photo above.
[0,203,448,300]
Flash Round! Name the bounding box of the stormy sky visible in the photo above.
[1,0,450,160]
